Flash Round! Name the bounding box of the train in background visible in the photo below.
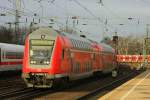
[22,27,118,88]
[0,43,24,72]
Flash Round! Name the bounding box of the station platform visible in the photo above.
[99,69,150,100]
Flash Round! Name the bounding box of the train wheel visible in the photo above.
[112,70,118,77]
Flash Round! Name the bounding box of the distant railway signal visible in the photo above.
[119,24,124,25]
[0,13,6,16]
[82,23,87,25]
[72,16,77,19]
[128,17,133,20]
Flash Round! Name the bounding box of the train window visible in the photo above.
[84,62,91,72]
[87,43,90,50]
[84,42,87,49]
[76,40,79,48]
[86,43,89,50]
[85,42,87,49]
[5,52,23,59]
[73,62,80,73]
[73,40,76,48]
[81,41,83,49]
[3,51,4,59]
[78,40,81,49]
[82,41,85,49]
[62,49,65,59]
[78,41,81,49]
[71,39,75,48]
[80,41,82,49]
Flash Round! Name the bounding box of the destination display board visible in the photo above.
[31,39,54,46]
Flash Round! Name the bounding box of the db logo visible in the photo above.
[41,35,45,39]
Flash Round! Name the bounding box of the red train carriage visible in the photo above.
[22,27,118,88]
[0,43,24,72]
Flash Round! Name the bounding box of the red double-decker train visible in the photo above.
[22,27,118,88]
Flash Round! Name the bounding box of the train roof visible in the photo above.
[0,43,24,52]
[31,27,91,43]
[30,27,57,36]
[60,31,91,43]
[30,28,115,53]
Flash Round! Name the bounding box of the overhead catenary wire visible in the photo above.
[72,0,103,23]
[72,0,116,33]
[138,0,150,6]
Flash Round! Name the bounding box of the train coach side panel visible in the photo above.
[22,38,29,73]
[50,36,63,74]
[59,36,72,74]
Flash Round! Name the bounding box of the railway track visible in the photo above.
[33,68,143,100]
[0,87,60,100]
[0,67,144,100]
[0,88,39,99]
[76,71,140,100]
[0,77,25,90]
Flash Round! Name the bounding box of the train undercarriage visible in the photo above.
[22,69,118,88]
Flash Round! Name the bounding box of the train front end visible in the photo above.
[22,28,62,88]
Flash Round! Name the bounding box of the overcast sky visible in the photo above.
[0,0,150,41]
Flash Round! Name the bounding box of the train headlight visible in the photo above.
[44,61,50,64]
[30,61,34,64]
[44,61,47,64]
[30,60,36,64]
[46,61,50,64]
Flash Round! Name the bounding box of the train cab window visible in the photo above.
[62,49,65,59]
